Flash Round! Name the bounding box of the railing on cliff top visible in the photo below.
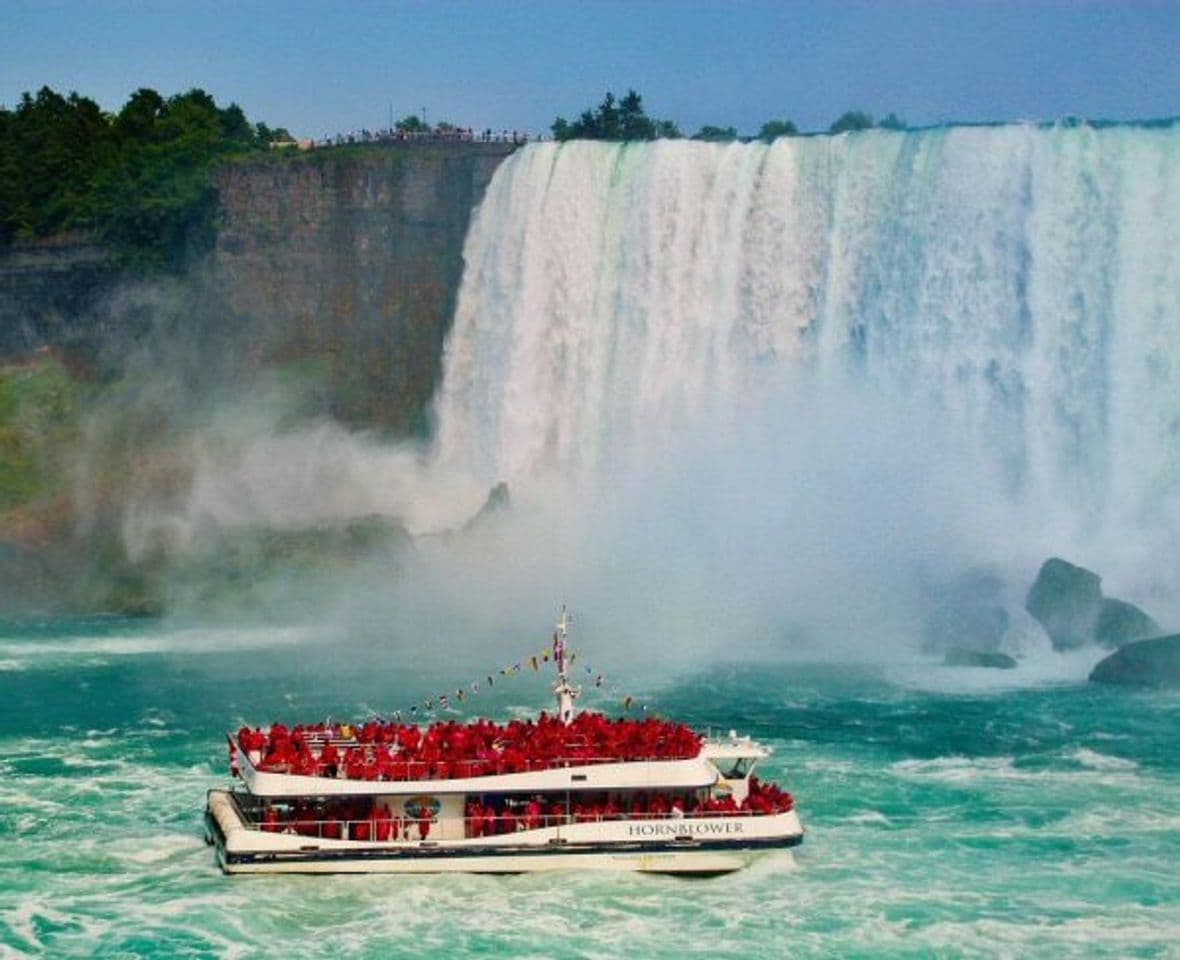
[305,127,545,150]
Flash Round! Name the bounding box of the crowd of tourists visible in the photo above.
[256,777,795,842]
[237,711,705,781]
[314,126,536,149]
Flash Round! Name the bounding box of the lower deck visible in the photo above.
[205,788,803,876]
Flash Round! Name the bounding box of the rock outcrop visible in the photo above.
[1089,634,1180,688]
[0,142,519,435]
[1025,558,1158,651]
[1025,558,1103,651]
[462,482,511,532]
[943,649,1017,669]
[210,142,517,434]
[1095,598,1159,648]
[922,569,1010,655]
[921,568,1026,668]
[0,142,518,615]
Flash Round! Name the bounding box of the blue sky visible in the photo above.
[2,1,1177,137]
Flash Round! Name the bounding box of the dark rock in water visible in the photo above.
[1089,634,1180,688]
[483,481,511,513]
[1095,598,1159,648]
[1025,558,1103,651]
[944,649,1018,669]
[463,482,511,532]
[921,569,1010,655]
[923,602,1009,655]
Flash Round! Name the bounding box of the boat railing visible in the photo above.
[248,751,704,781]
[239,805,790,840]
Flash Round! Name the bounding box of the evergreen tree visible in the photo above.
[829,110,875,134]
[693,125,738,142]
[552,89,678,141]
[758,119,798,142]
[0,85,277,268]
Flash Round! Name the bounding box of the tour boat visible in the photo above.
[204,610,804,875]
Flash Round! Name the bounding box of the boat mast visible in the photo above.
[552,605,580,725]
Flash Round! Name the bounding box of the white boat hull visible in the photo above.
[205,789,802,876]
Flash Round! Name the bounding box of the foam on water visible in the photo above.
[6,617,1173,959]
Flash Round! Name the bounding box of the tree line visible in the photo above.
[552,91,906,143]
[0,86,287,267]
[0,83,907,263]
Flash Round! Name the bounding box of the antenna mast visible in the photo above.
[552,605,580,724]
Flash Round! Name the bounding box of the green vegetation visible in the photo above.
[758,120,798,142]
[551,90,907,143]
[0,355,84,510]
[0,85,279,268]
[693,125,738,142]
[827,110,907,134]
[828,110,875,134]
[552,90,680,141]
[395,113,429,134]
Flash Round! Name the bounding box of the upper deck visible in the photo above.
[229,712,770,798]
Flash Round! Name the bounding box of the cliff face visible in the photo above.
[0,142,517,613]
[210,142,516,433]
[0,141,517,431]
[0,237,124,365]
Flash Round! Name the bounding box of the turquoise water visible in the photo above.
[1,618,1178,958]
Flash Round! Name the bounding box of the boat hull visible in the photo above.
[205,790,801,876]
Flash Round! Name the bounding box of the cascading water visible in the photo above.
[433,126,1180,566]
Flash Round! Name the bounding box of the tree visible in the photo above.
[654,119,682,139]
[218,103,255,145]
[877,112,906,131]
[758,119,798,142]
[116,88,165,140]
[829,110,874,134]
[619,90,656,140]
[693,125,738,142]
[254,122,293,143]
[0,84,277,267]
[395,114,428,134]
[551,89,678,141]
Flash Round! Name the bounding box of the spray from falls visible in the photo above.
[421,126,1180,653]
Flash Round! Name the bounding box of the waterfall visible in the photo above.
[432,125,1180,564]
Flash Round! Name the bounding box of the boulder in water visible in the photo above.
[943,649,1017,669]
[462,482,511,532]
[1025,557,1162,651]
[1095,598,1159,648]
[1025,558,1104,651]
[1089,634,1180,688]
[921,569,1010,655]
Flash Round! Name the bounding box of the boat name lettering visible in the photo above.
[626,821,744,837]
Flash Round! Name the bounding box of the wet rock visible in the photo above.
[1026,557,1163,651]
[921,569,1010,655]
[1095,598,1159,648]
[1089,634,1180,688]
[943,649,1018,669]
[1025,558,1104,651]
[462,482,511,532]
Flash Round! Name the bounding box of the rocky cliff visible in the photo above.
[0,141,517,429]
[210,141,516,433]
[0,141,518,613]
[0,236,123,365]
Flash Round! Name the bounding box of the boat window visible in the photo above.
[717,757,753,778]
